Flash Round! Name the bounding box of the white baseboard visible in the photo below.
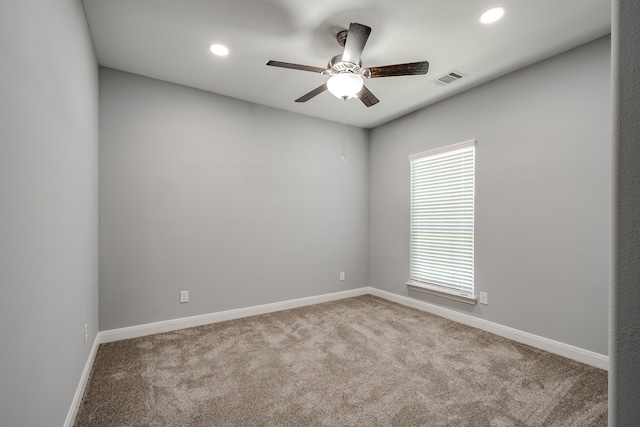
[99,288,369,343]
[367,287,609,371]
[63,334,101,427]
[98,286,609,369]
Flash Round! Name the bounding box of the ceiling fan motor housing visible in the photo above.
[328,54,363,76]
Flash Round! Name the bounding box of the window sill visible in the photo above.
[406,282,477,305]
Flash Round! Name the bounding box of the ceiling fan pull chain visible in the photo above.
[341,107,347,162]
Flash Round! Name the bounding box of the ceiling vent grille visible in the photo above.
[434,70,466,86]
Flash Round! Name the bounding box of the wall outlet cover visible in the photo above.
[480,292,488,305]
[180,290,189,303]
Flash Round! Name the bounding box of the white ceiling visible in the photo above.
[82,0,611,129]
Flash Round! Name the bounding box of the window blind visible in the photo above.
[408,140,475,298]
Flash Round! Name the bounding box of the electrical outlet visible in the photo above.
[180,290,189,303]
[480,292,488,305]
[340,272,345,281]
[84,323,88,344]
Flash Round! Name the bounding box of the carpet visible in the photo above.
[74,295,607,426]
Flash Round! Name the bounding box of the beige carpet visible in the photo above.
[74,295,607,426]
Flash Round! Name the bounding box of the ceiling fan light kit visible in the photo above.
[327,73,364,100]
[266,22,430,107]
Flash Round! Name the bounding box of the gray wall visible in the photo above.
[611,0,640,423]
[369,36,611,355]
[99,68,369,330]
[0,1,99,426]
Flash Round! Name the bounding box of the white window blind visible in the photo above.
[408,140,475,301]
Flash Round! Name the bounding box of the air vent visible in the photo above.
[434,70,466,86]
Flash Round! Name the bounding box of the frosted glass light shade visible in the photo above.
[327,73,364,100]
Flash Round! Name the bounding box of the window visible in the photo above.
[407,140,476,304]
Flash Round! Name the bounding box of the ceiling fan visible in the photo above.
[266,22,430,107]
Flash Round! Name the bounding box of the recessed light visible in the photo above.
[209,44,229,56]
[480,7,505,24]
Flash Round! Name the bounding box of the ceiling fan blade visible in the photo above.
[366,61,430,78]
[295,83,328,103]
[341,23,371,64]
[357,85,379,107]
[266,60,326,74]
